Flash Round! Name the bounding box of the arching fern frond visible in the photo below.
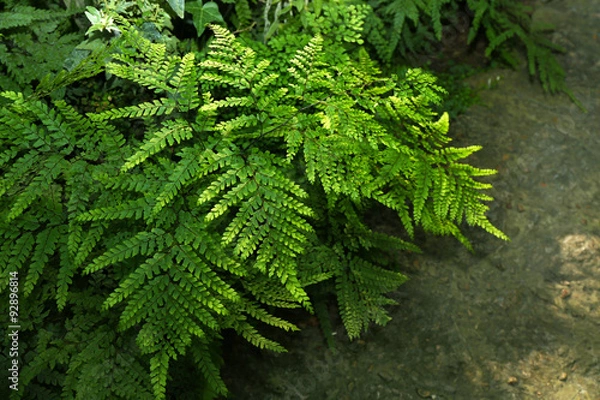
[121,119,193,172]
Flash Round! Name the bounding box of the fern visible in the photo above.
[363,0,449,62]
[466,0,579,103]
[358,0,576,103]
[0,13,508,400]
[0,4,82,93]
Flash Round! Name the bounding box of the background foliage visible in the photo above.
[0,0,567,398]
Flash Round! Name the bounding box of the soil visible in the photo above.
[220,0,600,398]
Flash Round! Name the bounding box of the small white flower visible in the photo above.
[84,6,121,36]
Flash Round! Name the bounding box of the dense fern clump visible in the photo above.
[0,2,515,398]
[0,19,506,398]
[0,3,83,93]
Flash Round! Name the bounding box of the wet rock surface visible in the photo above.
[221,1,600,398]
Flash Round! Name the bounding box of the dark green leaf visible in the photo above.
[168,0,186,18]
[187,1,225,37]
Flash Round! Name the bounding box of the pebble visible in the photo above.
[507,376,518,385]
[378,371,394,383]
[558,372,568,381]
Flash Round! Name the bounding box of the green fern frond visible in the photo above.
[485,28,516,57]
[243,300,299,331]
[351,257,408,293]
[57,225,103,309]
[168,52,200,110]
[467,0,489,43]
[297,244,337,287]
[335,254,407,339]
[229,317,287,352]
[121,119,193,172]
[335,264,364,340]
[0,6,72,30]
[152,145,205,215]
[4,230,35,276]
[0,6,82,92]
[412,158,433,224]
[0,149,39,198]
[172,243,238,302]
[234,0,253,28]
[150,350,170,400]
[7,155,66,222]
[105,29,199,101]
[102,255,168,315]
[119,263,174,331]
[83,229,160,274]
[204,151,313,242]
[197,150,315,308]
[199,25,257,89]
[428,0,451,40]
[191,338,228,397]
[467,0,577,103]
[175,217,246,276]
[287,34,329,96]
[91,98,177,121]
[241,270,306,309]
[76,197,151,222]
[23,226,60,296]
